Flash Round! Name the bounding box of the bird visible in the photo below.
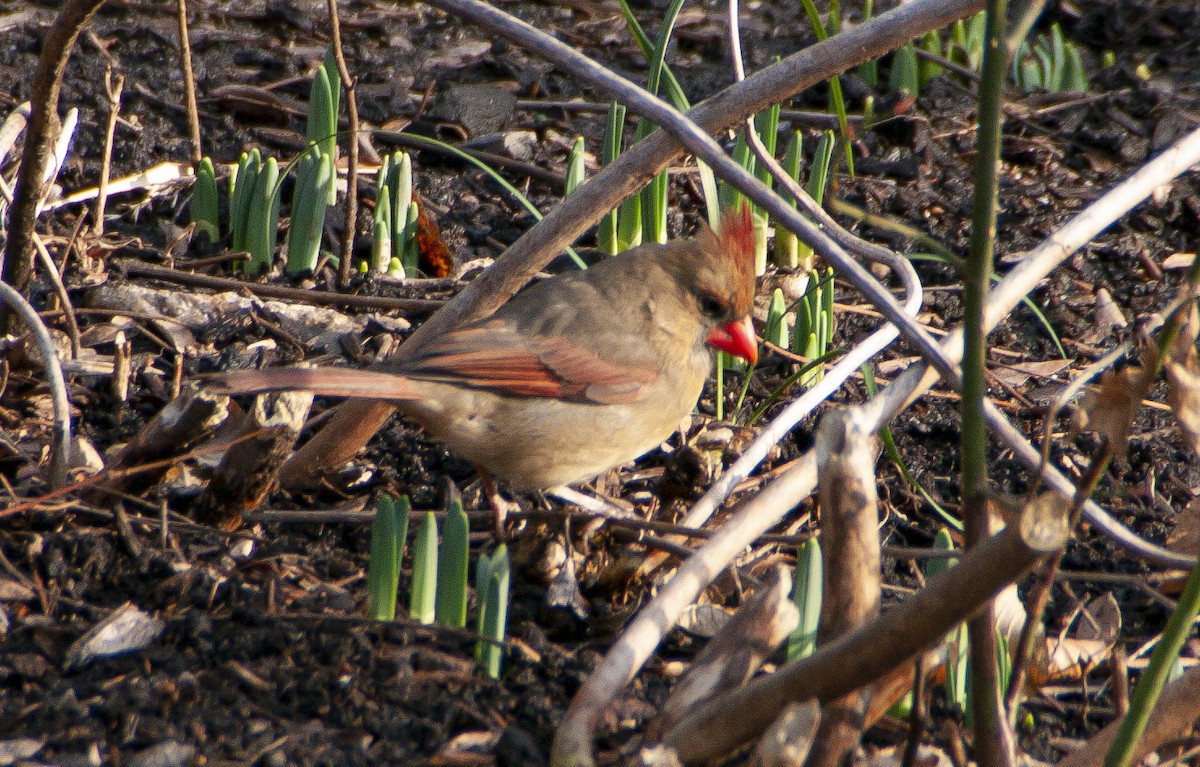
[208,206,758,512]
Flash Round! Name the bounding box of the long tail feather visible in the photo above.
[207,368,421,401]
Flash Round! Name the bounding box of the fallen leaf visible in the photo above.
[1072,366,1154,457]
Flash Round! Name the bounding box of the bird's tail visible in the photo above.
[206,367,422,402]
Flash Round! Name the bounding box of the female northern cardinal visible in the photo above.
[210,207,758,493]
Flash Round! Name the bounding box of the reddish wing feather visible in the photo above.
[403,320,656,404]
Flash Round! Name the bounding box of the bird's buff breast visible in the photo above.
[399,373,704,491]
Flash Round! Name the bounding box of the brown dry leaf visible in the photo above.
[1034,594,1121,685]
[1164,303,1200,457]
[416,196,455,278]
[992,358,1073,389]
[1166,497,1200,557]
[1072,365,1155,457]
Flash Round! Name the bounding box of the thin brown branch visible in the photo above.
[1,0,108,299]
[175,0,202,163]
[93,67,123,236]
[118,260,442,314]
[327,0,359,288]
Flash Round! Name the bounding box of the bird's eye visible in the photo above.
[698,290,726,320]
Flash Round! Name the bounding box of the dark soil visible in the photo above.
[3,0,1200,765]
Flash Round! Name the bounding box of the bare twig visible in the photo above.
[327,0,360,288]
[175,0,202,163]
[93,67,124,236]
[0,280,71,490]
[119,260,442,314]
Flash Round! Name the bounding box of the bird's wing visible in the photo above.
[400,319,658,404]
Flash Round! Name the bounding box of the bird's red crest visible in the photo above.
[718,203,757,315]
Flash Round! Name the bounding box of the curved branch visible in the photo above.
[0,279,71,489]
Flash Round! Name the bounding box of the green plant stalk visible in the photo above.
[323,46,341,122]
[617,192,643,252]
[856,0,877,86]
[308,64,337,160]
[765,289,789,348]
[191,157,219,242]
[403,199,419,275]
[373,220,392,276]
[397,132,586,269]
[614,0,719,228]
[797,0,854,174]
[963,1,1009,762]
[635,0,687,247]
[365,495,409,620]
[287,148,333,275]
[474,550,494,661]
[715,351,725,421]
[373,184,393,272]
[246,156,280,274]
[436,499,470,629]
[598,102,624,255]
[786,538,822,661]
[920,30,944,85]
[477,544,511,678]
[410,511,439,624]
[230,149,261,254]
[393,152,413,264]
[890,43,921,96]
[1105,568,1200,764]
[773,131,803,269]
[744,351,841,427]
[796,132,835,272]
[565,135,586,197]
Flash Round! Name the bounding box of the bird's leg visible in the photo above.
[479,468,519,539]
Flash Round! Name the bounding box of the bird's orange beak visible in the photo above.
[706,315,758,364]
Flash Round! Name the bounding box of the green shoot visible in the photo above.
[773,132,803,269]
[365,495,410,621]
[764,288,789,349]
[792,267,836,388]
[920,30,944,86]
[598,102,626,255]
[890,43,921,98]
[246,155,280,275]
[475,544,511,679]
[371,151,418,275]
[307,49,341,206]
[927,528,969,714]
[409,511,439,625]
[1013,22,1089,93]
[796,130,835,274]
[797,0,854,175]
[855,0,877,86]
[564,135,586,197]
[230,148,262,253]
[436,499,470,629]
[191,157,219,243]
[786,538,822,661]
[286,146,334,275]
